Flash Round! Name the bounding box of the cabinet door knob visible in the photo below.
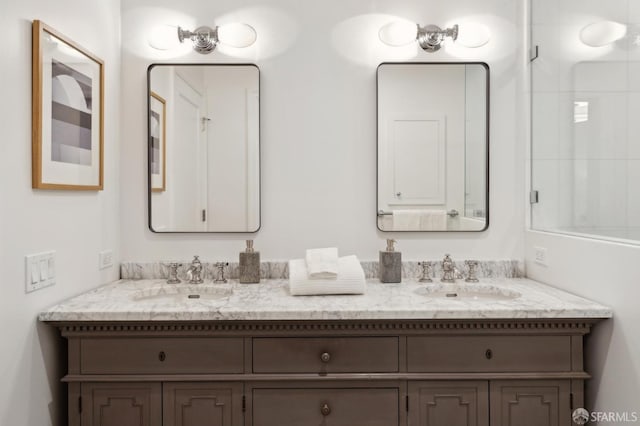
[321,403,331,416]
[485,349,493,360]
[320,352,331,363]
[158,351,166,362]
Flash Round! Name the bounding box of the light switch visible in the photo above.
[30,261,39,284]
[39,259,48,280]
[48,257,55,279]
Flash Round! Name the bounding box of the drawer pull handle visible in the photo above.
[320,352,331,363]
[485,349,493,360]
[321,403,331,416]
[158,351,166,362]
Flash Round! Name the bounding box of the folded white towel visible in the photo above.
[305,247,339,279]
[289,255,366,296]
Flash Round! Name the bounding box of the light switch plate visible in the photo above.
[533,246,548,266]
[99,250,114,270]
[25,251,56,293]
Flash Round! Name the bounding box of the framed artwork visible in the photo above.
[32,20,104,190]
[149,92,166,192]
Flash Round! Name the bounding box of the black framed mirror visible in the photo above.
[377,62,489,232]
[148,63,260,233]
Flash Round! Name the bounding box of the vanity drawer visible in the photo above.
[252,387,399,426]
[80,337,244,374]
[407,335,571,372]
[252,337,399,373]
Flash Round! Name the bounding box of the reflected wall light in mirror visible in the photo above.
[579,21,627,47]
[379,21,490,51]
[149,23,257,53]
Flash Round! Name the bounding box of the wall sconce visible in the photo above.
[379,21,490,52]
[379,22,457,52]
[176,23,257,54]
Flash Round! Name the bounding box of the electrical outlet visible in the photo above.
[533,246,548,266]
[99,250,114,269]
[25,251,56,293]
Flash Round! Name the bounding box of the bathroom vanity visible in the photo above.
[40,279,611,426]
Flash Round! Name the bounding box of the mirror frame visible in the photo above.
[376,62,490,232]
[147,63,261,234]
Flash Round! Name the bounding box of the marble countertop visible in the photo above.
[38,278,612,322]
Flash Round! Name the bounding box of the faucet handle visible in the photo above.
[165,262,182,284]
[418,261,433,283]
[214,262,229,283]
[465,260,480,283]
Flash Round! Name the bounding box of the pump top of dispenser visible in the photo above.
[386,239,397,252]
[246,240,255,253]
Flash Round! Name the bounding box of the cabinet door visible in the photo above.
[163,382,243,426]
[80,382,161,426]
[408,381,489,426]
[490,380,571,426]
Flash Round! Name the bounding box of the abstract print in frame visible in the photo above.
[149,92,166,192]
[32,20,104,190]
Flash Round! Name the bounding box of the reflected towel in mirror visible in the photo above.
[392,209,447,231]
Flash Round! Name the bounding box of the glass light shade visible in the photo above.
[580,21,627,47]
[456,23,491,48]
[217,23,257,48]
[379,21,418,46]
[148,25,182,50]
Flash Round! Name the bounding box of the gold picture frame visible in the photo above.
[149,91,166,192]
[32,20,104,190]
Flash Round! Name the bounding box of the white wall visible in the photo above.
[0,1,121,425]
[120,0,526,262]
[526,233,640,420]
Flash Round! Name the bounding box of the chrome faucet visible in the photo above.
[186,256,204,284]
[441,254,461,283]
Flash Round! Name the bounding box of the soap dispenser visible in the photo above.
[239,240,260,283]
[379,239,401,283]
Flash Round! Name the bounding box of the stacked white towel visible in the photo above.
[289,255,366,296]
[305,247,339,279]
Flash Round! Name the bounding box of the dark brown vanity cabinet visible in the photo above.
[56,319,596,426]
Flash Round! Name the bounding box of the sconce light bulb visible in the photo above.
[148,24,182,50]
[580,21,627,47]
[217,23,257,48]
[456,23,491,48]
[379,20,418,46]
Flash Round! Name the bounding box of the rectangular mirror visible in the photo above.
[148,64,260,233]
[377,62,489,232]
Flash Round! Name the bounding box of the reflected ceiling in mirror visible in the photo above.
[148,64,260,233]
[377,62,489,232]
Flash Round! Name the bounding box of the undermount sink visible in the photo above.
[132,285,232,302]
[415,283,521,301]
